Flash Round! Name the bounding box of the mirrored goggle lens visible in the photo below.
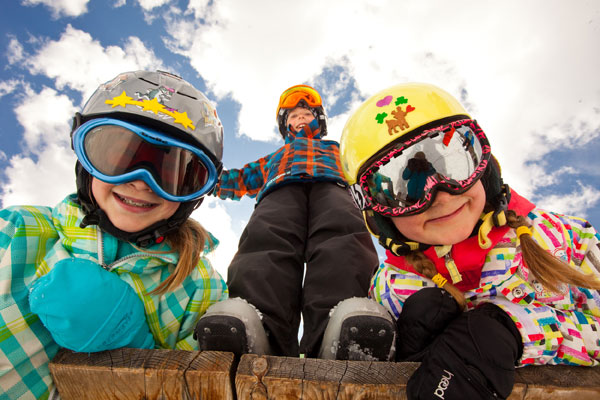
[83,125,209,197]
[279,86,322,109]
[362,120,488,214]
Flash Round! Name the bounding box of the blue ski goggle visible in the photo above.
[72,118,219,202]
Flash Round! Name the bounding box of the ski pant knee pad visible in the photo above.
[318,297,396,361]
[194,297,272,356]
[407,303,522,400]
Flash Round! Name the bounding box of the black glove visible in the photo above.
[407,303,523,400]
[395,288,461,360]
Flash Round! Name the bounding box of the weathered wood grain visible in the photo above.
[236,354,418,399]
[50,349,600,399]
[49,348,234,399]
[510,365,600,400]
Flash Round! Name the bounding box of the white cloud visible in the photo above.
[23,25,165,103]
[2,0,599,275]
[1,85,78,208]
[14,85,76,151]
[0,79,21,100]
[1,20,243,279]
[161,0,600,217]
[186,0,211,19]
[21,0,90,18]
[191,197,239,279]
[535,183,600,220]
[137,0,171,11]
[1,143,77,208]
[7,37,25,65]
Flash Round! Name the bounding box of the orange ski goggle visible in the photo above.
[277,85,322,111]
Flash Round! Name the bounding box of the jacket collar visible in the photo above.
[51,194,183,268]
[285,118,322,142]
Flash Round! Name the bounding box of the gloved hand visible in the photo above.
[29,257,155,352]
[406,303,523,400]
[396,288,461,360]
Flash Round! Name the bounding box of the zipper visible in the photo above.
[96,229,165,272]
[97,229,109,270]
[444,252,463,284]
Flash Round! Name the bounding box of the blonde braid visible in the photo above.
[506,210,600,293]
[405,251,467,310]
[147,219,212,295]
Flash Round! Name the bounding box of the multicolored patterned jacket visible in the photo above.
[0,194,228,399]
[370,191,600,367]
[214,119,346,203]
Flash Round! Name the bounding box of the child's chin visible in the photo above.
[112,219,152,233]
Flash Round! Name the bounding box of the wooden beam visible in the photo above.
[236,354,418,399]
[50,349,600,399]
[236,354,600,400]
[510,365,600,400]
[49,348,234,399]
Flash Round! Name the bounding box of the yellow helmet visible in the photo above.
[340,83,511,256]
[340,83,470,185]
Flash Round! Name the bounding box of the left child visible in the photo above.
[0,70,228,399]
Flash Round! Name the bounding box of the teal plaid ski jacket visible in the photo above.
[0,194,228,399]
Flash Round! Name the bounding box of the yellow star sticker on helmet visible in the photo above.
[140,98,165,115]
[172,111,195,130]
[105,91,134,108]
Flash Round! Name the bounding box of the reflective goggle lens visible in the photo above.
[278,85,322,109]
[73,119,217,201]
[359,120,490,216]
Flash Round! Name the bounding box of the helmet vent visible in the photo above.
[176,91,197,100]
[139,77,159,86]
[138,76,197,100]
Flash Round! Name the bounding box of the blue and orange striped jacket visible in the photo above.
[214,119,346,203]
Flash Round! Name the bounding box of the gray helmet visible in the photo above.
[72,70,224,247]
[75,70,223,163]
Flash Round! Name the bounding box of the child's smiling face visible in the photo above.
[391,181,486,245]
[91,178,180,233]
[286,107,315,133]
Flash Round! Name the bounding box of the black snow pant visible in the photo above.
[226,182,379,357]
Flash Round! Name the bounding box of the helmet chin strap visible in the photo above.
[79,206,186,248]
[477,184,510,249]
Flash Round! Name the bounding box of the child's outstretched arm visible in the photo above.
[29,258,155,352]
[213,156,269,201]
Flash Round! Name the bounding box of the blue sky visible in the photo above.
[1,0,599,279]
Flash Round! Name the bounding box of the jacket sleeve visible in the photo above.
[213,156,269,201]
[369,261,435,319]
[0,207,62,399]
[173,257,229,350]
[490,212,600,366]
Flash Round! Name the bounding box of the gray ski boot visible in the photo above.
[318,297,396,361]
[194,297,272,357]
